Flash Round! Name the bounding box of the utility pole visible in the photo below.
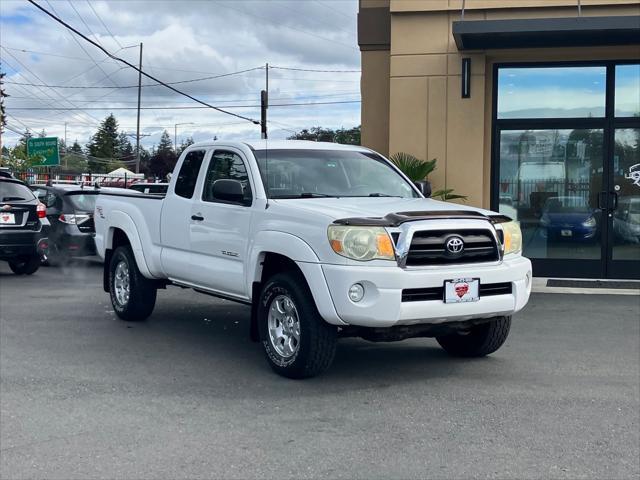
[135,42,143,173]
[64,122,67,169]
[261,62,268,139]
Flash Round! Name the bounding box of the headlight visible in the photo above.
[502,221,522,255]
[328,225,395,261]
[582,216,596,228]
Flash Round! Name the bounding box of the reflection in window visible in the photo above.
[497,67,606,119]
[612,128,640,260]
[615,64,640,117]
[202,151,252,204]
[498,129,603,260]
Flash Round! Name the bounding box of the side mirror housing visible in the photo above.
[212,179,245,204]
[414,180,432,198]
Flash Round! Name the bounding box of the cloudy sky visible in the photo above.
[1,0,360,151]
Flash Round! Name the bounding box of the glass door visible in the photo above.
[493,62,640,279]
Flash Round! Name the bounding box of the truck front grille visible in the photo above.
[405,229,499,266]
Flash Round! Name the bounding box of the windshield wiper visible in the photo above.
[272,192,337,199]
[1,196,26,201]
[367,193,401,197]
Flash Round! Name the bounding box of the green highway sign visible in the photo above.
[27,137,60,166]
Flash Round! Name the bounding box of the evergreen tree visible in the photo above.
[117,132,134,160]
[86,114,120,172]
[62,140,88,172]
[177,136,195,158]
[149,131,176,178]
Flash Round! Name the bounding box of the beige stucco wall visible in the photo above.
[360,0,640,208]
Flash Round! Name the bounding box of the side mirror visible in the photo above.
[212,179,245,204]
[414,180,432,198]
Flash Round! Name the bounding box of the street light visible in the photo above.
[174,122,195,152]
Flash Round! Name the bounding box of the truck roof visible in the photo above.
[189,139,370,152]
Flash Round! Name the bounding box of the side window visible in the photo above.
[202,150,253,205]
[174,150,206,198]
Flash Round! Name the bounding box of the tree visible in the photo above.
[177,136,194,158]
[149,131,176,178]
[61,140,88,172]
[287,125,361,145]
[86,114,120,173]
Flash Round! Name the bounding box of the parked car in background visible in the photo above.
[30,184,101,265]
[540,195,598,241]
[0,177,47,274]
[613,195,640,244]
[0,167,15,179]
[129,182,169,195]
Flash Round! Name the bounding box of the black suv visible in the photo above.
[0,177,46,274]
[30,184,100,265]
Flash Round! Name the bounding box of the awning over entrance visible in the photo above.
[453,16,640,51]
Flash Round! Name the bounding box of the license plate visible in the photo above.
[444,278,480,303]
[561,229,573,237]
[0,213,15,225]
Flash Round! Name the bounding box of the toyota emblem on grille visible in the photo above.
[445,236,464,255]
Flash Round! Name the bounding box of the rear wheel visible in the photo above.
[258,272,337,379]
[8,255,40,275]
[436,316,511,357]
[109,245,156,321]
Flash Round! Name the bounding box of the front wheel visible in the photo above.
[436,316,511,357]
[8,255,40,275]
[258,272,337,379]
[109,246,157,321]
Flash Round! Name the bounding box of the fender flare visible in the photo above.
[248,230,320,286]
[247,231,344,327]
[104,210,154,279]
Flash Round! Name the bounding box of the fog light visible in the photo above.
[348,283,365,302]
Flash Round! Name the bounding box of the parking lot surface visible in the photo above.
[1,261,639,480]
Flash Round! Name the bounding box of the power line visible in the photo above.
[85,0,124,49]
[10,100,361,111]
[4,66,265,89]
[27,0,260,125]
[270,65,361,73]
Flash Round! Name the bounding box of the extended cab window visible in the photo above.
[175,150,206,198]
[202,151,252,205]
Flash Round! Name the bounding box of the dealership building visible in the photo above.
[358,0,639,279]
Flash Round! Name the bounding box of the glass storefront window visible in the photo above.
[612,128,640,260]
[498,129,603,260]
[497,66,606,119]
[615,64,640,117]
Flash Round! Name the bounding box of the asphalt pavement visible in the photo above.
[1,260,639,480]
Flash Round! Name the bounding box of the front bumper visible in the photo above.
[315,256,532,328]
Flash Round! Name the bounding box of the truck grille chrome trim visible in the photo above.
[392,219,504,268]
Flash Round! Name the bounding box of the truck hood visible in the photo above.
[271,197,496,222]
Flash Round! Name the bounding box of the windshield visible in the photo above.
[544,196,591,213]
[254,149,420,199]
[0,182,35,202]
[66,193,98,212]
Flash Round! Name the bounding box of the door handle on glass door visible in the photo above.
[191,214,204,221]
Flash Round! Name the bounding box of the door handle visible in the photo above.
[610,191,618,210]
[191,214,204,221]
[597,192,607,210]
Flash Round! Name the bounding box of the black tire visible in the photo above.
[8,255,40,275]
[258,272,337,379]
[436,316,511,357]
[108,245,157,321]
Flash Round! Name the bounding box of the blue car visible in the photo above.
[540,196,598,242]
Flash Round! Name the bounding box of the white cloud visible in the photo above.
[1,0,361,149]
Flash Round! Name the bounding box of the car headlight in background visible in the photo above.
[502,221,522,255]
[328,226,395,261]
[582,216,597,228]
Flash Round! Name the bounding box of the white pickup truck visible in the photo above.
[94,140,531,378]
